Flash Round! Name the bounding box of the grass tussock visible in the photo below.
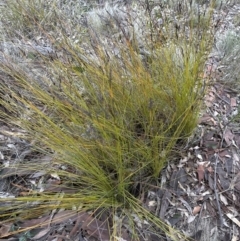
[0,0,216,240]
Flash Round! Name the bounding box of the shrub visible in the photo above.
[0,0,215,240]
[215,29,240,91]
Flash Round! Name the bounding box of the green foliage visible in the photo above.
[0,0,216,240]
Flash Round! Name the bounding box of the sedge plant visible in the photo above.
[0,0,216,240]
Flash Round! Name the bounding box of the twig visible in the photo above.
[214,153,223,228]
[214,91,230,105]
[155,196,160,216]
[219,125,227,148]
